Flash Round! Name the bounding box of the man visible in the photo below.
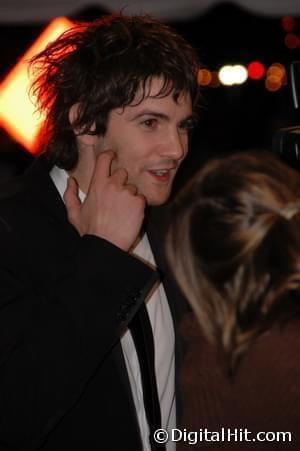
[0,14,200,450]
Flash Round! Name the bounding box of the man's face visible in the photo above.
[95,78,194,206]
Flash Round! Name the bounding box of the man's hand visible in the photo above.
[64,151,146,251]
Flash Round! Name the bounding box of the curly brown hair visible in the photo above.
[29,14,200,170]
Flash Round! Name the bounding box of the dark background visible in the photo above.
[0,2,300,184]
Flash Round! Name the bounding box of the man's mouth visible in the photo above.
[147,168,175,182]
[150,169,170,176]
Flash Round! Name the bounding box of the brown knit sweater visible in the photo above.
[178,309,300,450]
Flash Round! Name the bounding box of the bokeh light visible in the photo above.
[197,69,212,86]
[232,65,248,84]
[218,65,247,86]
[285,33,299,49]
[0,17,73,153]
[265,76,282,92]
[209,71,221,88]
[247,61,265,80]
[265,63,287,90]
[281,16,297,33]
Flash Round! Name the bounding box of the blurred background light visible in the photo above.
[232,65,248,84]
[281,16,297,33]
[285,33,299,49]
[209,71,221,88]
[218,64,247,86]
[0,16,73,153]
[197,68,212,86]
[266,63,287,90]
[219,65,235,86]
[247,61,265,80]
[265,75,282,91]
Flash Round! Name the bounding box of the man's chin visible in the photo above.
[145,192,171,207]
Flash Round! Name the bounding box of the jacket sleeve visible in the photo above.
[0,229,158,450]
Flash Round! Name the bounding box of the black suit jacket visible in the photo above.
[0,157,187,450]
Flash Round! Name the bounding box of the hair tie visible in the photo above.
[279,201,300,220]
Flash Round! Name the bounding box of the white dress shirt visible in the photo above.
[50,165,176,450]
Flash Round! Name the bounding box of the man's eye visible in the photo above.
[179,119,196,133]
[142,118,157,129]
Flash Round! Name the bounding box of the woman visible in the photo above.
[167,152,300,449]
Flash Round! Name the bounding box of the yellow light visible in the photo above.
[219,65,235,86]
[218,65,248,86]
[0,17,73,153]
[232,65,248,84]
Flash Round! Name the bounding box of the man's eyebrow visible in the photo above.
[130,110,196,123]
[130,110,170,121]
[179,114,198,124]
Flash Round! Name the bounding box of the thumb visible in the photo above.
[63,177,81,223]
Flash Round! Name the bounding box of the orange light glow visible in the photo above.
[266,63,287,87]
[197,69,212,86]
[0,17,73,153]
[209,71,221,88]
[265,75,282,92]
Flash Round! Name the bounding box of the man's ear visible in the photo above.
[69,103,97,146]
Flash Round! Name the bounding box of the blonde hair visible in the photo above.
[167,152,300,367]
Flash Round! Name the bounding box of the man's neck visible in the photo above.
[68,148,97,195]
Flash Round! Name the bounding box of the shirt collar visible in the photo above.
[50,165,86,203]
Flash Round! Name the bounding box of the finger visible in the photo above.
[93,150,116,181]
[111,168,128,186]
[64,177,82,220]
[138,194,147,209]
[125,183,137,195]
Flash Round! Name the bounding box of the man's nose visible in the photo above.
[160,130,187,160]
